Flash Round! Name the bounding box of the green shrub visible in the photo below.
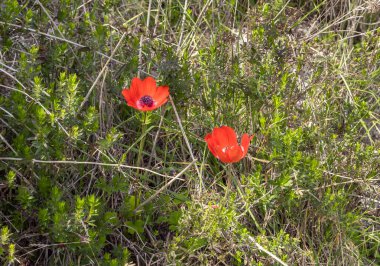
[0,0,378,265]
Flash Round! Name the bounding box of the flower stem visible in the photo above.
[136,112,149,167]
[229,166,264,233]
[224,164,233,200]
[134,111,149,219]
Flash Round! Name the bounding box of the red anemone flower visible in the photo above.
[122,76,169,111]
[205,126,253,163]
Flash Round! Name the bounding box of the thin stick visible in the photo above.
[153,0,162,36]
[137,0,153,78]
[0,81,70,137]
[136,112,149,167]
[20,242,86,257]
[248,236,288,266]
[0,157,184,181]
[146,0,152,33]
[0,21,124,65]
[137,36,144,78]
[36,0,80,64]
[0,61,17,72]
[0,132,18,155]
[247,154,270,163]
[134,160,197,212]
[230,170,263,232]
[177,0,188,53]
[148,106,167,166]
[77,33,126,113]
[169,96,203,190]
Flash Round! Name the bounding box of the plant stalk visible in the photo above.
[136,112,149,167]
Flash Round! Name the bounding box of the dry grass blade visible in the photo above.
[0,21,124,64]
[0,78,70,137]
[134,159,197,212]
[248,236,289,266]
[77,33,126,113]
[0,157,183,180]
[169,95,203,192]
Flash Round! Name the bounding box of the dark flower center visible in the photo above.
[139,95,154,107]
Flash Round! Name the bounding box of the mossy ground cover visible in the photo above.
[0,0,379,265]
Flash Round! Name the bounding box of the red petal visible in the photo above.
[214,145,231,163]
[153,86,169,105]
[205,133,219,159]
[130,77,144,99]
[142,77,157,96]
[122,89,138,109]
[240,134,253,157]
[226,145,244,163]
[154,98,168,109]
[212,126,238,147]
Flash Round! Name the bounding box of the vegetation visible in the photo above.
[0,0,379,265]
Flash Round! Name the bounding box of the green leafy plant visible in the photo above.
[0,0,379,265]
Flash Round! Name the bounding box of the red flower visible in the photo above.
[205,126,253,163]
[122,77,169,111]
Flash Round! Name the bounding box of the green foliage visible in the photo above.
[0,0,379,265]
[0,226,15,263]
